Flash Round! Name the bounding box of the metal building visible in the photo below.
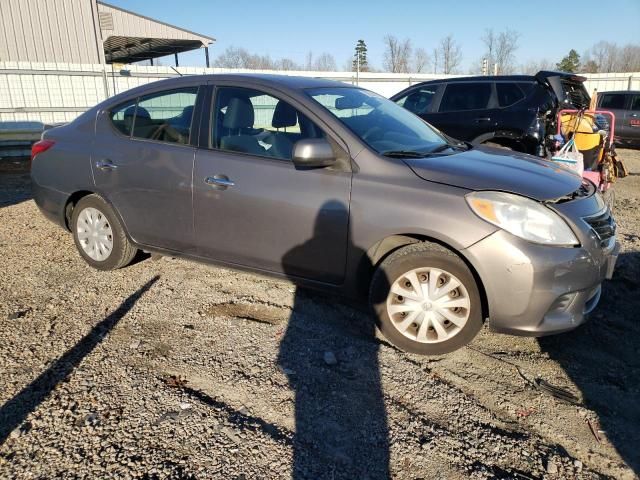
[0,0,215,66]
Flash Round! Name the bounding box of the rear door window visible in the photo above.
[496,83,524,107]
[600,93,627,110]
[439,83,491,112]
[133,87,199,145]
[395,85,440,115]
[631,95,640,111]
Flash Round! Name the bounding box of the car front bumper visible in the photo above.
[464,229,619,336]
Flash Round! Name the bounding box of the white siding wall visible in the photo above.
[1,62,639,125]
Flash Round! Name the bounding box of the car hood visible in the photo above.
[404,146,583,201]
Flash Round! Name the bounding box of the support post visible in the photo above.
[204,46,210,68]
[150,58,154,66]
[174,52,179,67]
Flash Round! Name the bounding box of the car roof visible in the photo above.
[145,73,347,90]
[411,70,587,86]
[415,75,535,85]
[598,90,640,95]
[99,73,352,109]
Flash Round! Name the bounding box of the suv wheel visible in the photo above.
[369,242,483,355]
[71,194,138,270]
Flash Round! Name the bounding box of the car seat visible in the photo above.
[219,97,262,155]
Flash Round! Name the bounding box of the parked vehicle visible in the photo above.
[31,74,618,355]
[596,90,640,147]
[391,71,591,156]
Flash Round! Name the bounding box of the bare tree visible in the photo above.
[617,44,640,72]
[481,29,496,70]
[482,28,519,74]
[277,58,299,71]
[495,29,520,74]
[432,48,439,74]
[586,41,618,73]
[519,58,554,75]
[314,53,337,71]
[215,46,248,68]
[413,48,429,73]
[382,35,412,73]
[437,35,462,74]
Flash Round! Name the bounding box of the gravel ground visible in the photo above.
[0,150,639,479]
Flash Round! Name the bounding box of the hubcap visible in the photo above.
[386,267,471,344]
[76,207,113,262]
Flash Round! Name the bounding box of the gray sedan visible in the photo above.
[30,74,618,355]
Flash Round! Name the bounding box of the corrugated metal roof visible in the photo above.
[0,0,215,64]
[97,2,214,45]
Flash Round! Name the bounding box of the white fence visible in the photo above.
[1,60,639,126]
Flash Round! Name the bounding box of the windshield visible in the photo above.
[306,87,450,156]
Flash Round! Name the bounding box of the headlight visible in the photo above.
[466,191,579,246]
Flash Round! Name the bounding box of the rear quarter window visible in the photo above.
[110,99,137,136]
[496,83,524,107]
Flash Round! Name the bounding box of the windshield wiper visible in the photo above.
[381,150,428,158]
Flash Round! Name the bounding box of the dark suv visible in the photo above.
[391,71,591,156]
[597,90,640,147]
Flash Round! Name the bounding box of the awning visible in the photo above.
[104,37,206,64]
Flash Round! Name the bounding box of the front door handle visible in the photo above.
[205,175,235,190]
[475,117,492,123]
[95,159,118,171]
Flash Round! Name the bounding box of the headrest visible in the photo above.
[272,101,298,128]
[223,97,254,129]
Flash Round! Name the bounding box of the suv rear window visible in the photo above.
[439,83,492,112]
[496,83,524,107]
[600,93,627,109]
[561,80,590,109]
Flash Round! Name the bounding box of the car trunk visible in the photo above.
[536,71,591,109]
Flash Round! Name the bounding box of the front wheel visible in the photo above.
[71,194,138,270]
[369,242,483,355]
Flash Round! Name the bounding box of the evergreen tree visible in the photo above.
[352,40,369,72]
[556,49,581,73]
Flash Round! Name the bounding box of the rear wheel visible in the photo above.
[71,194,137,270]
[369,242,483,355]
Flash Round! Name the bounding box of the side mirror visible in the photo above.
[292,138,336,168]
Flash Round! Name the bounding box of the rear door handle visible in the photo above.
[475,117,492,123]
[95,159,118,171]
[205,175,235,190]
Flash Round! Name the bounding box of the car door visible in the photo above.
[598,92,629,140]
[93,85,201,252]
[192,84,352,285]
[427,82,497,141]
[622,93,640,141]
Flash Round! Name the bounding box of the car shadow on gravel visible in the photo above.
[539,252,640,475]
[0,275,160,445]
[277,200,391,480]
[0,170,32,208]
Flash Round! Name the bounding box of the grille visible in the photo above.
[583,209,616,244]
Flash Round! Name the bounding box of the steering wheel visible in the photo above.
[151,123,186,143]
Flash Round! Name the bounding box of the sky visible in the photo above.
[106,0,640,71]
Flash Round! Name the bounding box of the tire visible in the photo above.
[369,242,483,355]
[71,194,138,271]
